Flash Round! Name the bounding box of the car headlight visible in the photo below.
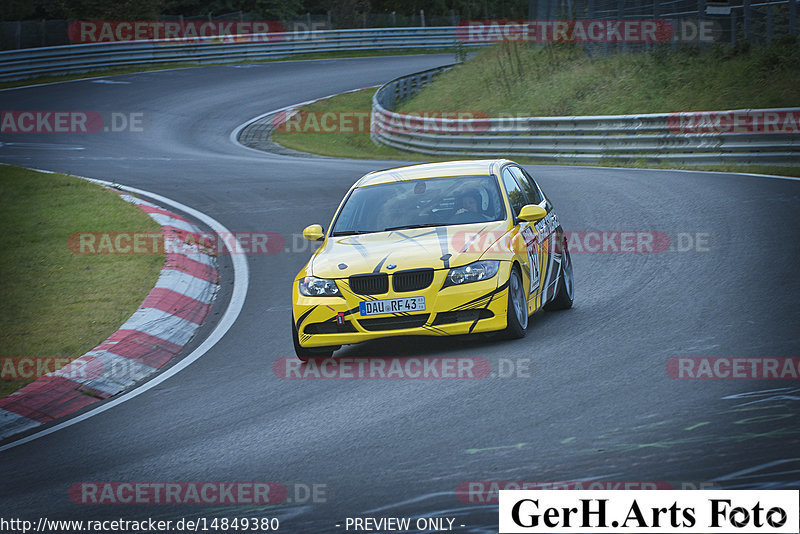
[299,276,341,297]
[444,260,500,287]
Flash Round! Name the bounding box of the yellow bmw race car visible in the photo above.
[291,159,573,360]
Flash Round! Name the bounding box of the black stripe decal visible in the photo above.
[373,254,389,273]
[422,325,449,336]
[469,289,497,334]
[449,279,510,312]
[344,236,369,259]
[295,305,318,331]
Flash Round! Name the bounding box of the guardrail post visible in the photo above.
[766,8,773,44]
[651,0,661,52]
[536,0,546,21]
[698,0,707,49]
[743,0,751,41]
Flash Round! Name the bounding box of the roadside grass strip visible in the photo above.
[0,167,219,441]
[398,41,800,117]
[269,88,430,160]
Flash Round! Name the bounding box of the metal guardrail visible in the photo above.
[371,68,800,165]
[6,22,795,165]
[0,27,476,81]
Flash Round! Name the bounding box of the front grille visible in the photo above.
[432,309,494,326]
[359,314,430,331]
[304,321,358,334]
[392,268,434,292]
[349,273,388,295]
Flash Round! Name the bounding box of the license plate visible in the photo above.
[359,296,426,316]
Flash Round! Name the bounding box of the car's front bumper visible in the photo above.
[292,263,512,348]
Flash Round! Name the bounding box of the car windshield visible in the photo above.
[331,175,506,236]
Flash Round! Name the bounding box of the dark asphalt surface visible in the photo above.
[1,55,799,533]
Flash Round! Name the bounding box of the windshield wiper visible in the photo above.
[383,223,444,232]
[331,230,375,237]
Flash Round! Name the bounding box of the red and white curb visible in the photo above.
[0,191,219,441]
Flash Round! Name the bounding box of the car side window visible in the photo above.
[500,167,526,217]
[510,166,543,205]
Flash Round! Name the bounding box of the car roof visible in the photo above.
[355,159,514,188]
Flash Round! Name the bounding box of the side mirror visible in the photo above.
[302,224,325,242]
[517,204,547,223]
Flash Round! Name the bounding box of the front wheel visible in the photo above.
[503,266,528,339]
[544,238,574,311]
[292,318,336,361]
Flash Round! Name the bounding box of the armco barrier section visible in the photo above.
[371,68,800,165]
[0,27,475,81]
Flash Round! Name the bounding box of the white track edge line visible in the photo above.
[0,173,249,452]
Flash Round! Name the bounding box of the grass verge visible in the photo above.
[399,40,800,115]
[271,88,437,160]
[0,166,164,397]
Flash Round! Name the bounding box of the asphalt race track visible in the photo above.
[1,54,799,533]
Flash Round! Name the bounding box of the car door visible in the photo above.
[510,165,561,306]
[499,166,542,311]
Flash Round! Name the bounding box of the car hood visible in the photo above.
[310,221,510,278]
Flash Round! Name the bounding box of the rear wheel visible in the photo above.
[503,266,528,339]
[544,238,574,311]
[292,318,336,361]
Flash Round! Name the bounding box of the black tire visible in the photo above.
[292,318,335,361]
[544,238,574,311]
[503,266,528,339]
